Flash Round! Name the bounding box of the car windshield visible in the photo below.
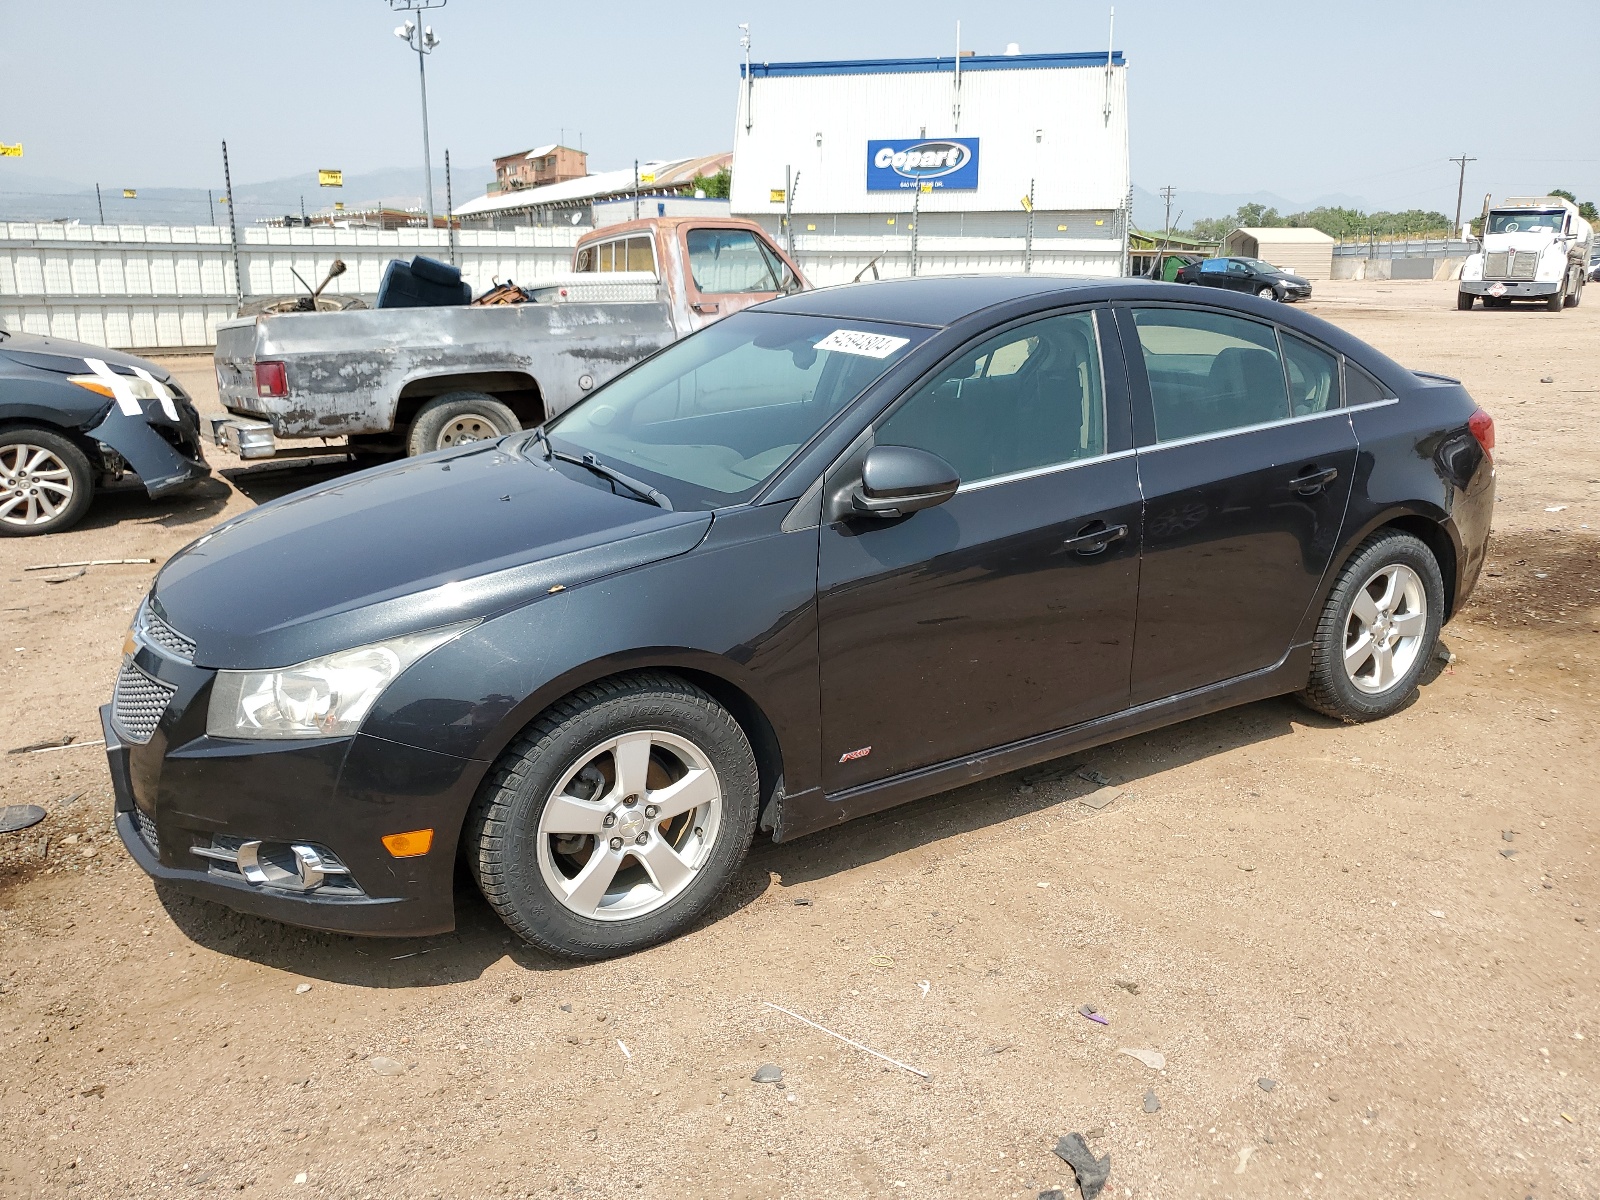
[544,311,928,510]
[1487,211,1565,234]
[1238,258,1281,274]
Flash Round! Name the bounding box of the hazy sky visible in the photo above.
[4,0,1598,213]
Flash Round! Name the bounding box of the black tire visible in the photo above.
[465,672,759,959]
[1547,283,1566,312]
[405,392,522,456]
[1456,291,1475,310]
[1299,531,1445,722]
[1564,273,1582,308]
[0,426,95,537]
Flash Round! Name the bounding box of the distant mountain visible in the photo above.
[0,164,491,226]
[1133,184,1373,231]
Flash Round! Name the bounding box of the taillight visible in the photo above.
[1468,407,1495,456]
[255,361,288,398]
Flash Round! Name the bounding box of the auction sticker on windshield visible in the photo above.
[815,330,911,358]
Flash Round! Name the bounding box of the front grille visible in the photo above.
[141,607,196,659]
[1484,250,1539,280]
[112,661,176,744]
[134,808,159,855]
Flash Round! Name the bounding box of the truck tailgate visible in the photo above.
[214,318,263,416]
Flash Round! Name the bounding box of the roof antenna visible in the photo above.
[1103,6,1115,125]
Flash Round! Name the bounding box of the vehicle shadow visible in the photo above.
[159,685,1412,988]
[221,457,358,506]
[77,477,233,533]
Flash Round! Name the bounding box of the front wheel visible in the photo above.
[1257,286,1278,301]
[405,391,521,456]
[1299,531,1445,722]
[466,673,759,959]
[1547,283,1566,312]
[0,427,94,537]
[1456,291,1475,310]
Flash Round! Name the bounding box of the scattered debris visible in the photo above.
[917,980,930,997]
[1501,848,1517,858]
[1435,645,1455,664]
[1052,1133,1111,1200]
[793,898,813,906]
[752,1063,784,1084]
[368,1056,405,1076]
[43,568,87,584]
[558,1002,572,1012]
[1562,1112,1574,1123]
[1038,1190,1067,1200]
[1428,910,1446,919]
[294,983,312,995]
[1546,505,1568,512]
[1075,767,1113,786]
[1503,830,1515,842]
[294,1171,308,1185]
[761,1002,929,1079]
[1143,1089,1161,1113]
[508,993,523,1004]
[1078,1004,1110,1026]
[1113,980,1140,995]
[1258,1077,1277,1091]
[0,805,47,834]
[1540,376,1554,384]
[1079,787,1122,811]
[1118,1047,1165,1070]
[79,1084,105,1098]
[7,735,73,755]
[23,558,154,571]
[617,1040,632,1061]
[1234,1146,1255,1174]
[25,739,105,755]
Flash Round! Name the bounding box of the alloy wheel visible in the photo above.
[535,730,724,922]
[1342,563,1428,694]
[0,444,76,528]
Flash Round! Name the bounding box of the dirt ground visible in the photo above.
[1,278,1596,1200]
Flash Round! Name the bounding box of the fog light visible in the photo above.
[382,828,434,858]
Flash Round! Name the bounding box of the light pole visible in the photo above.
[393,12,442,224]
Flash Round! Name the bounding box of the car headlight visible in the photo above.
[68,373,164,402]
[206,624,472,740]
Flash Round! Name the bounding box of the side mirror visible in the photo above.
[851,445,960,518]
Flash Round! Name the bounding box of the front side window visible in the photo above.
[876,311,1105,485]
[1132,308,1291,441]
[547,312,927,509]
[685,228,782,294]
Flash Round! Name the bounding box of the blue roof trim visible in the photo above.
[741,51,1124,79]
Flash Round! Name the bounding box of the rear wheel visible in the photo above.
[405,391,521,456]
[1456,291,1475,310]
[1564,271,1583,308]
[465,673,759,959]
[1299,531,1444,722]
[0,427,94,537]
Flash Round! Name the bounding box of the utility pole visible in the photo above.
[1450,154,1477,239]
[740,24,753,132]
[95,183,105,225]
[221,140,243,306]
[392,6,443,225]
[633,160,640,221]
[1160,185,1176,240]
[1024,179,1036,273]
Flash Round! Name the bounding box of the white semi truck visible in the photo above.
[1459,196,1591,311]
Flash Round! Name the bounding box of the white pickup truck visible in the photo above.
[212,217,808,458]
[1458,196,1592,312]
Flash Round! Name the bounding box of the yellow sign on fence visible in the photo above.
[122,189,137,199]
[0,143,22,158]
[769,189,786,204]
[318,169,343,187]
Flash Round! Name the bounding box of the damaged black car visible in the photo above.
[0,329,210,535]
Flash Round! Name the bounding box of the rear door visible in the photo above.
[1118,304,1356,704]
[817,307,1142,792]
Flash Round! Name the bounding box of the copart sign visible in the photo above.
[866,138,980,191]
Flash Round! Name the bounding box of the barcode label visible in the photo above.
[815,329,910,358]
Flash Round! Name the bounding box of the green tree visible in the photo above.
[697,167,731,200]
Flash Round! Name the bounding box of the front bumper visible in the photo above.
[103,681,480,937]
[1460,279,1560,298]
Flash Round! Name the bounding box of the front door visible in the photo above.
[679,225,803,331]
[1118,304,1357,704]
[817,308,1142,793]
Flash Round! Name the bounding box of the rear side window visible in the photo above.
[1343,360,1391,406]
[1131,308,1291,441]
[1280,331,1340,415]
[575,236,654,274]
[876,310,1105,485]
[686,228,783,294]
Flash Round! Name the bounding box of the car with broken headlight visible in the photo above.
[106,275,1494,959]
[0,329,209,535]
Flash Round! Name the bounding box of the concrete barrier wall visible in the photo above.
[1332,257,1465,281]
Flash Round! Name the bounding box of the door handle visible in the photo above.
[1288,466,1338,495]
[1062,521,1129,555]
[692,301,720,314]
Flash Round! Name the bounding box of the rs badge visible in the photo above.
[839,746,872,763]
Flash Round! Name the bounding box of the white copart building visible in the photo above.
[730,50,1130,286]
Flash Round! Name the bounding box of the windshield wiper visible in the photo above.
[535,433,672,510]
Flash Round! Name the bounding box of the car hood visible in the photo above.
[0,330,171,379]
[1272,272,1311,286]
[153,439,712,668]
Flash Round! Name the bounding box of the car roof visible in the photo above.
[759,275,1105,327]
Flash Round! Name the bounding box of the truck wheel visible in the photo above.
[1456,291,1475,310]
[465,672,759,959]
[0,427,94,537]
[1564,273,1582,308]
[1547,282,1566,312]
[406,392,522,456]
